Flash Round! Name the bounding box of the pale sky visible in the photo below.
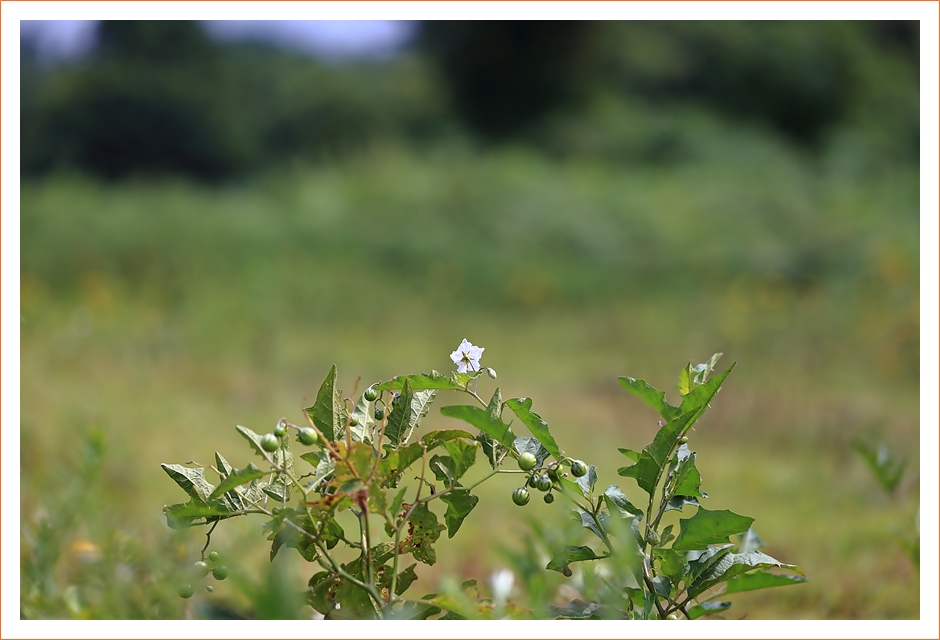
[20,20,418,63]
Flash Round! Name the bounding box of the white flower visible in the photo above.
[489,568,515,604]
[450,338,484,373]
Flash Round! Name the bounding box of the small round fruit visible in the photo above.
[349,415,359,427]
[273,423,287,438]
[193,560,210,577]
[297,428,318,446]
[517,452,538,471]
[547,466,560,482]
[679,436,689,445]
[570,460,588,477]
[374,408,384,421]
[178,583,194,599]
[511,487,531,506]
[207,551,220,564]
[543,492,555,504]
[212,565,228,581]
[646,530,662,546]
[260,433,280,452]
[364,387,378,402]
[535,474,552,492]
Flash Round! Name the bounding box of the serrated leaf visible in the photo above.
[305,365,346,442]
[375,370,462,391]
[575,464,598,497]
[602,485,644,518]
[617,376,679,421]
[214,452,234,478]
[440,405,515,449]
[160,463,216,503]
[209,463,265,500]
[718,570,808,596]
[505,397,561,459]
[546,545,603,575]
[689,550,805,598]
[687,600,732,619]
[163,498,232,529]
[439,490,479,538]
[672,508,755,551]
[514,436,551,467]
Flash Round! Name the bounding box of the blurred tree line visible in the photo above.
[21,20,919,181]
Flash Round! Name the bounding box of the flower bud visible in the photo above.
[486,367,498,379]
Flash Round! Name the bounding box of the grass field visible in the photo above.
[19,140,920,619]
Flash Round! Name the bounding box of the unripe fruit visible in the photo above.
[273,423,287,438]
[518,452,538,471]
[512,487,531,506]
[208,551,220,564]
[178,583,194,599]
[364,387,378,402]
[297,428,318,446]
[547,466,560,482]
[374,408,384,421]
[570,460,588,477]
[679,436,689,444]
[647,530,662,546]
[260,433,280,452]
[535,474,552,492]
[212,565,228,580]
[543,492,555,504]
[193,560,210,577]
[349,415,359,427]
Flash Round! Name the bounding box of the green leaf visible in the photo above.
[505,397,561,459]
[386,381,438,446]
[420,429,475,448]
[163,498,232,529]
[665,495,701,512]
[375,370,462,391]
[689,550,805,598]
[672,508,755,551]
[737,527,764,553]
[263,482,289,502]
[442,439,478,481]
[160,463,216,503]
[687,601,732,619]
[549,600,605,619]
[305,365,346,442]
[686,544,734,585]
[440,405,515,449]
[653,548,685,584]
[390,485,409,518]
[209,463,265,500]
[514,436,551,467]
[401,503,446,565]
[394,564,419,595]
[617,454,659,496]
[718,570,808,596]
[299,449,334,490]
[546,545,603,576]
[652,575,672,598]
[575,464,598,498]
[235,425,268,459]
[602,485,644,518]
[677,362,695,396]
[485,387,503,421]
[618,448,640,462]
[439,490,479,538]
[617,376,679,421]
[677,363,735,417]
[694,353,723,384]
[214,452,234,478]
[673,452,706,498]
[577,509,607,541]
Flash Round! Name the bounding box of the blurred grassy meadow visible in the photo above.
[19,21,920,620]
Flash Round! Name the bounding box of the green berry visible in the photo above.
[208,551,220,564]
[647,530,662,546]
[679,436,689,444]
[212,565,228,580]
[178,583,194,599]
[193,560,210,577]
[543,492,555,504]
[535,474,552,492]
[570,460,588,477]
[518,452,538,471]
[297,428,318,446]
[364,387,378,402]
[273,423,287,438]
[374,407,384,421]
[349,415,359,427]
[511,487,531,506]
[260,433,280,452]
[547,466,560,482]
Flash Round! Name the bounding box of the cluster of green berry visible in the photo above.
[259,419,319,451]
[178,550,228,599]
[511,452,588,506]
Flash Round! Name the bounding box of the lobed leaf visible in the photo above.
[617,376,679,421]
[439,490,479,538]
[163,498,232,529]
[160,463,216,504]
[602,485,644,518]
[672,507,755,551]
[546,545,604,576]
[375,370,463,391]
[505,397,561,459]
[440,405,515,449]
